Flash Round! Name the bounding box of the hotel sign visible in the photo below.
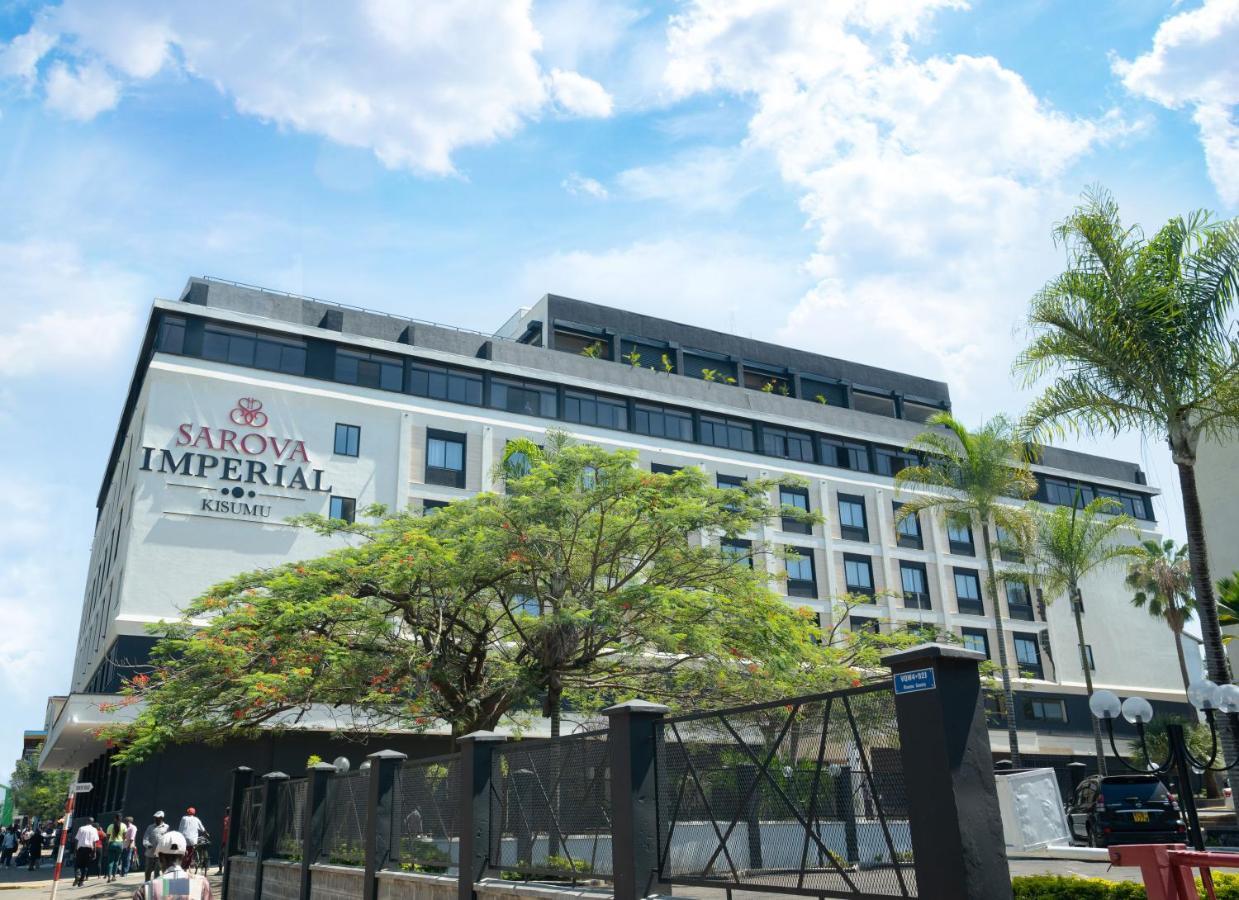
[140,397,332,520]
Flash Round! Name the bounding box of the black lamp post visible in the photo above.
[1088,679,1239,851]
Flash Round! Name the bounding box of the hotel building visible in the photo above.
[40,277,1192,827]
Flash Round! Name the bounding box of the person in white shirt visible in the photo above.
[176,808,206,869]
[133,832,213,900]
[123,817,139,876]
[72,818,99,887]
[142,812,169,881]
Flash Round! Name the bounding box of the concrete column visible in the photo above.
[604,700,669,900]
[363,750,407,900]
[883,643,1012,900]
[457,731,507,900]
[222,766,254,900]
[299,763,336,900]
[256,771,290,900]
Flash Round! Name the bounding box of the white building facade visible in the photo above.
[43,278,1193,815]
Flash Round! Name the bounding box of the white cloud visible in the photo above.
[561,172,610,199]
[658,0,1113,408]
[0,239,143,377]
[546,68,614,117]
[43,60,121,120]
[2,0,614,174]
[0,27,56,83]
[618,146,759,212]
[1115,0,1239,205]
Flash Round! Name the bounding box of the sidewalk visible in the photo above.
[0,868,222,899]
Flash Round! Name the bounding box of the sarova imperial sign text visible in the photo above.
[140,398,333,518]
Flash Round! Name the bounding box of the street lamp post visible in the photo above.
[1088,679,1239,851]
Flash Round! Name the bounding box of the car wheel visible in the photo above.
[1087,827,1104,849]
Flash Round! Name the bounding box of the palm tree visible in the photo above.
[1014,188,1239,759]
[1127,539,1196,693]
[1025,497,1141,774]
[895,413,1037,765]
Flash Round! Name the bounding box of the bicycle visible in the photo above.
[190,840,211,877]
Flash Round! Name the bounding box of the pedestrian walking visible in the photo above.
[122,816,138,876]
[25,823,44,871]
[176,808,205,870]
[106,814,126,882]
[132,832,212,900]
[142,812,168,881]
[215,808,229,875]
[0,827,16,868]
[72,818,97,887]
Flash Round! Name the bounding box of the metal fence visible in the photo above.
[489,729,613,881]
[321,771,368,866]
[396,753,461,873]
[656,682,915,899]
[237,784,263,856]
[272,778,307,859]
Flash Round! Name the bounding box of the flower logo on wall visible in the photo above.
[229,397,269,428]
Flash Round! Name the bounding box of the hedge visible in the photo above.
[1012,873,1239,898]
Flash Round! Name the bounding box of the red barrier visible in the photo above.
[1109,844,1235,899]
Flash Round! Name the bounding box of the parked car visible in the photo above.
[1067,774,1186,847]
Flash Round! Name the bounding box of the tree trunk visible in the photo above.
[1177,461,1239,767]
[982,526,1021,767]
[1171,623,1193,696]
[1071,586,1106,776]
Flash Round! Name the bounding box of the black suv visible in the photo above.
[1067,774,1186,847]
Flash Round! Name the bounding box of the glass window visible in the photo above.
[426,431,466,488]
[563,389,627,430]
[1120,493,1150,520]
[329,496,356,523]
[408,361,483,406]
[717,474,746,490]
[852,390,896,417]
[844,554,874,597]
[821,438,871,471]
[801,378,847,408]
[721,538,753,568]
[995,524,1023,562]
[421,499,449,515]
[875,448,917,477]
[1022,698,1066,722]
[900,562,931,610]
[156,316,186,354]
[954,569,983,615]
[700,415,755,452]
[334,423,360,457]
[838,494,868,542]
[1014,634,1044,679]
[763,426,814,461]
[633,403,693,442]
[1006,581,1035,620]
[491,377,557,418]
[850,615,880,634]
[335,348,402,391]
[901,399,944,424]
[651,463,682,475]
[947,517,975,555]
[506,446,534,480]
[893,502,922,549]
[203,324,307,375]
[1044,478,1093,508]
[780,486,811,535]
[962,628,989,657]
[786,548,816,597]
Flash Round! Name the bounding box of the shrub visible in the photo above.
[1012,873,1239,899]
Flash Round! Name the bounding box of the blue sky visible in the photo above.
[0,0,1236,768]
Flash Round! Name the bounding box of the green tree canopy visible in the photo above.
[1127,539,1197,693]
[8,747,73,822]
[108,439,889,764]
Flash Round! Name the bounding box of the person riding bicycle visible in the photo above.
[132,832,212,900]
[176,809,206,870]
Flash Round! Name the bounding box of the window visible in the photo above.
[329,496,356,523]
[651,463,682,475]
[717,474,746,490]
[1005,581,1035,621]
[334,424,360,457]
[683,351,737,384]
[1014,634,1044,679]
[995,525,1023,562]
[893,502,922,549]
[780,486,812,535]
[553,325,609,357]
[421,499,449,515]
[961,628,989,658]
[786,548,817,598]
[946,516,975,556]
[408,362,483,406]
[875,448,917,477]
[721,538,753,568]
[801,377,847,408]
[563,390,627,430]
[900,562,931,610]
[838,494,868,542]
[699,415,755,452]
[852,390,896,417]
[844,554,874,597]
[1022,698,1066,723]
[426,430,466,488]
[156,316,186,354]
[491,377,556,418]
[203,324,308,375]
[954,569,983,615]
[743,364,790,395]
[821,438,871,472]
[763,426,814,461]
[1121,493,1150,520]
[850,615,880,634]
[580,465,598,490]
[1044,478,1093,508]
[633,403,693,442]
[513,592,542,617]
[901,399,944,424]
[505,445,534,481]
[1085,644,1096,671]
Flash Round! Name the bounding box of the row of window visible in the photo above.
[155,313,1155,519]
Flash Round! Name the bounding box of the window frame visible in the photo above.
[893,501,922,549]
[333,423,361,458]
[899,561,931,610]
[780,486,812,535]
[953,568,983,615]
[1014,633,1044,679]
[843,553,875,598]
[329,495,357,524]
[785,547,817,598]
[961,627,989,658]
[837,493,869,542]
[425,429,467,489]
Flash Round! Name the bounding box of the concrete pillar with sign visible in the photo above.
[883,643,1012,900]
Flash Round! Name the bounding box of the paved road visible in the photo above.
[0,868,223,899]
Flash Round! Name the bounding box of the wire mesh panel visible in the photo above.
[238,785,263,857]
[321,772,368,866]
[396,754,461,873]
[272,779,307,859]
[490,730,612,880]
[657,682,914,899]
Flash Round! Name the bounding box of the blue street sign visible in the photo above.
[894,667,936,695]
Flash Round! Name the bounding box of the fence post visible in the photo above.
[223,766,254,900]
[457,731,507,900]
[832,765,858,864]
[736,763,763,870]
[604,699,669,900]
[300,762,336,900]
[363,750,407,900]
[883,643,1012,900]
[256,772,290,900]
